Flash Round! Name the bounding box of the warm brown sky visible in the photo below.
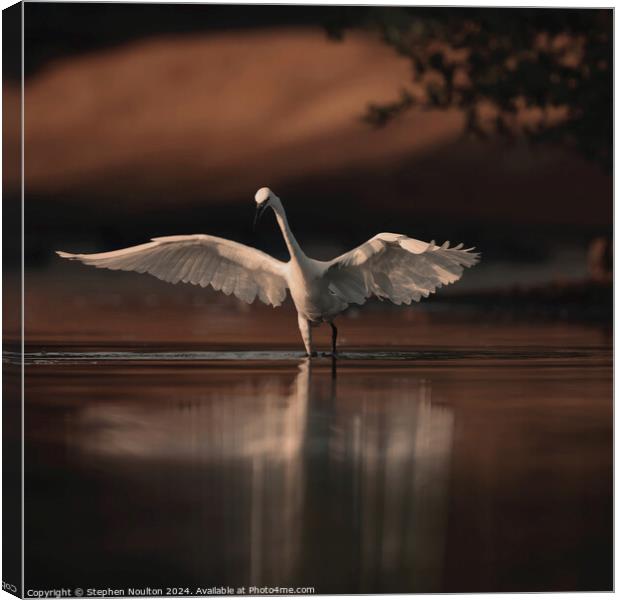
[12,26,611,228]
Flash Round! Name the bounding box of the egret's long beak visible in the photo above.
[253,203,268,231]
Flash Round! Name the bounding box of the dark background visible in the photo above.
[7,3,613,334]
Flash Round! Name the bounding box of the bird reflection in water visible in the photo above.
[74,361,454,592]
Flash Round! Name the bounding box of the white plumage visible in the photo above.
[57,187,480,355]
[58,235,288,307]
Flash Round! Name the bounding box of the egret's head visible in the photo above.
[253,187,276,230]
[255,187,273,206]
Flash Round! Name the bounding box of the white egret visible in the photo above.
[57,187,480,356]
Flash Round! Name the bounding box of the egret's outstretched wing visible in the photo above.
[325,233,479,306]
[57,234,288,307]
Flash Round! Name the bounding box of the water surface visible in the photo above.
[19,336,612,593]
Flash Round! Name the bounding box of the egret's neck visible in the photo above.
[271,200,305,263]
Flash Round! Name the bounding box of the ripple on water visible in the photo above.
[4,346,609,366]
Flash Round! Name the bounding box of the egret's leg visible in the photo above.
[297,315,316,357]
[330,322,338,356]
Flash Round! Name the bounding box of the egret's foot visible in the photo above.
[307,351,318,358]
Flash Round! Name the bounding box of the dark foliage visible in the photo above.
[331,8,612,171]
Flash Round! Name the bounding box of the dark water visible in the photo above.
[15,341,612,594]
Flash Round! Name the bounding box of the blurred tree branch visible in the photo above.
[327,8,612,172]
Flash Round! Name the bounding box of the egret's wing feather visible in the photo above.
[57,234,288,307]
[326,233,479,306]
